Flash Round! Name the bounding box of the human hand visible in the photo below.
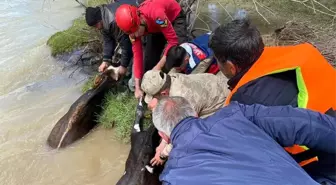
[118,66,127,76]
[98,61,110,72]
[150,140,168,166]
[134,87,144,99]
[150,151,165,166]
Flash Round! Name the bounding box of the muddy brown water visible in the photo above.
[0,0,282,185]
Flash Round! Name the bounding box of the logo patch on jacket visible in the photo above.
[155,18,168,28]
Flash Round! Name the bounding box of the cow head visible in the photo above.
[116,99,164,185]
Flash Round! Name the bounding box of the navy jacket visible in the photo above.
[160,102,336,185]
[229,69,299,107]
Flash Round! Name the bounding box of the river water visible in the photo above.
[0,0,130,185]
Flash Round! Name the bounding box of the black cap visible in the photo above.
[85,7,102,26]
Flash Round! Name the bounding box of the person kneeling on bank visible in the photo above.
[164,32,219,74]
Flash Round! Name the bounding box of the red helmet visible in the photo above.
[115,4,140,34]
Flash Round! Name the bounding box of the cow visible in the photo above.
[47,66,119,149]
[116,98,164,185]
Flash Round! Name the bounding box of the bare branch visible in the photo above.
[289,0,336,17]
[255,1,276,16]
[217,2,233,20]
[75,0,87,8]
[313,0,336,14]
[253,0,270,24]
[199,13,220,26]
[290,0,309,3]
[311,0,316,14]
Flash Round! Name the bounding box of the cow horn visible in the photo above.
[133,123,141,132]
[145,165,154,174]
[105,66,119,81]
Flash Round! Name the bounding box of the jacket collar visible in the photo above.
[99,5,115,31]
[170,117,197,144]
[227,66,252,90]
[99,4,124,41]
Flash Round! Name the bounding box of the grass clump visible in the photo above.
[99,89,152,143]
[81,76,96,92]
[82,77,152,143]
[47,0,110,56]
[87,0,110,6]
[99,91,138,142]
[47,17,97,56]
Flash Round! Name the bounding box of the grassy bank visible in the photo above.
[47,0,109,56]
[82,78,151,143]
[47,0,148,143]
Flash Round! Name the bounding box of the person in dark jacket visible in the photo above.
[85,0,136,76]
[152,96,336,185]
[209,18,336,184]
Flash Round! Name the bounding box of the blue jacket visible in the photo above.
[181,33,217,74]
[228,69,336,184]
[160,102,336,185]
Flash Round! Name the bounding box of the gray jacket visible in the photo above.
[99,1,136,67]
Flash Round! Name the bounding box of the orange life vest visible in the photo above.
[224,43,336,167]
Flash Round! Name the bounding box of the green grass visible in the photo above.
[99,91,138,142]
[47,17,98,56]
[87,0,110,6]
[47,0,110,56]
[99,88,152,143]
[82,77,152,143]
[81,76,96,92]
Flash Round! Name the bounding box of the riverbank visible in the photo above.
[46,0,336,142]
[47,0,147,143]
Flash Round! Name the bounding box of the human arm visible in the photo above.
[153,11,179,70]
[102,30,116,64]
[131,36,144,98]
[98,31,117,72]
[153,55,166,71]
[238,102,336,153]
[119,34,133,68]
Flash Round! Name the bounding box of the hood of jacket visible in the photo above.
[99,4,123,41]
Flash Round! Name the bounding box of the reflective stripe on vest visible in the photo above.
[224,43,336,167]
[181,43,208,74]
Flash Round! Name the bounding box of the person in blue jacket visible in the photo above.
[152,96,336,185]
[164,32,219,74]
